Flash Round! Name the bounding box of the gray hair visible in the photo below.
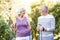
[40,5,48,11]
[17,8,25,14]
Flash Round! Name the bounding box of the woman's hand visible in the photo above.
[10,24,16,32]
[28,26,31,31]
[27,18,31,31]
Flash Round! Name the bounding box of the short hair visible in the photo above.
[40,5,48,11]
[17,8,25,14]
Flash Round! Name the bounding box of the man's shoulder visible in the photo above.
[38,16,43,19]
[47,14,55,18]
[38,14,55,19]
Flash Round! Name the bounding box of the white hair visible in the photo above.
[17,7,25,14]
[40,5,48,11]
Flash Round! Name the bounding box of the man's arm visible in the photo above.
[43,18,55,32]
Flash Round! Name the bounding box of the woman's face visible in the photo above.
[19,10,26,16]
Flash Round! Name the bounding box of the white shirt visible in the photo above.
[37,14,55,37]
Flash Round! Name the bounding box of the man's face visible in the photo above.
[39,8,47,15]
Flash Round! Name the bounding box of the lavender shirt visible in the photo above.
[16,17,30,37]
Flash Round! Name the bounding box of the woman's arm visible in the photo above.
[27,18,31,31]
[10,18,16,32]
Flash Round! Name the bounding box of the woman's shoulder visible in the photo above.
[25,16,31,22]
[24,16,28,19]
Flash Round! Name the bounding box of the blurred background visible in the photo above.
[0,0,60,40]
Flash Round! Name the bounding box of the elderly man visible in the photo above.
[37,5,55,40]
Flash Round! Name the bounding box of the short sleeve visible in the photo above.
[12,18,16,25]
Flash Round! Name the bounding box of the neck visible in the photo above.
[42,13,48,16]
[18,15,24,18]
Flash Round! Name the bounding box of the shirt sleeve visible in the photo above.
[37,18,40,26]
[46,17,55,32]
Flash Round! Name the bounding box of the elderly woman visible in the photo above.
[11,8,31,40]
[37,5,55,40]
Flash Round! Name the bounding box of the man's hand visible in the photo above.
[37,25,44,31]
[37,25,48,32]
[37,26,40,31]
[39,26,44,31]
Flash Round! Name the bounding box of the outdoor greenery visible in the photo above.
[0,0,60,40]
[29,2,60,40]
